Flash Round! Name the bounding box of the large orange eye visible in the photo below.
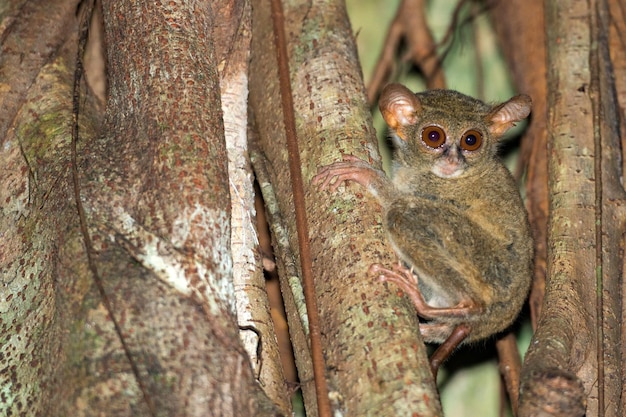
[460,130,482,151]
[422,126,446,148]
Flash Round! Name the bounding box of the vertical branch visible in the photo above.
[249,0,442,415]
[71,1,157,414]
[591,0,626,415]
[589,1,605,412]
[519,0,625,415]
[219,1,292,412]
[495,334,522,415]
[83,1,281,414]
[269,0,332,415]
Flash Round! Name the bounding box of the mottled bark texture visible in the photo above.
[518,0,625,416]
[1,1,281,416]
[1,1,88,415]
[249,0,442,415]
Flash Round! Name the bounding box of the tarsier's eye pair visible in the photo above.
[421,126,483,151]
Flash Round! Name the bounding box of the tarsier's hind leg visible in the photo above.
[369,263,481,319]
[369,263,475,376]
[377,202,496,376]
[384,200,495,311]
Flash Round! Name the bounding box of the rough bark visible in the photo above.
[1,1,281,416]
[608,0,626,413]
[609,0,626,179]
[80,1,278,415]
[249,0,441,415]
[518,0,625,416]
[12,0,626,416]
[0,1,87,414]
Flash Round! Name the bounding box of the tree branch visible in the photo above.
[250,0,441,415]
[519,0,625,415]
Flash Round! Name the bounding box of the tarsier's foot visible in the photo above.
[312,155,380,192]
[369,262,430,313]
[370,263,473,378]
[369,262,480,319]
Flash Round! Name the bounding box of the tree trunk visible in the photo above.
[1,1,281,415]
[518,0,625,416]
[249,0,441,415]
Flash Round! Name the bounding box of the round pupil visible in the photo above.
[465,135,477,146]
[427,130,440,143]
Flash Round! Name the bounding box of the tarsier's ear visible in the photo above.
[488,94,532,137]
[379,84,422,140]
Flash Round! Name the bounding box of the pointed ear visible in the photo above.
[379,84,422,139]
[488,94,532,137]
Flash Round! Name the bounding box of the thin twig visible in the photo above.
[367,0,497,103]
[367,12,404,103]
[367,0,445,104]
[269,0,332,416]
[495,333,522,416]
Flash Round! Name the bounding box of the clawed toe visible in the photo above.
[368,263,385,277]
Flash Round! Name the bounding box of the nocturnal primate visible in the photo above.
[313,83,533,375]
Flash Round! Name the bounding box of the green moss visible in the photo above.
[15,58,74,173]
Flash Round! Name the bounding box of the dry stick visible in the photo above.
[589,0,604,414]
[495,333,522,416]
[366,12,403,104]
[367,0,445,104]
[367,0,495,104]
[71,2,156,415]
[269,1,332,416]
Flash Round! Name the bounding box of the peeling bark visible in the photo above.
[218,1,291,413]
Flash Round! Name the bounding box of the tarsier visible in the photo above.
[313,84,533,376]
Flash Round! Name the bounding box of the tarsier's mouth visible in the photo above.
[431,160,464,178]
